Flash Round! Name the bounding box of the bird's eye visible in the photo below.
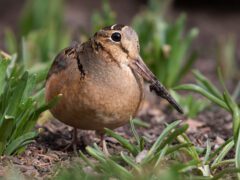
[111,32,121,42]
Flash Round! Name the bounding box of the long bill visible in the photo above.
[130,57,183,114]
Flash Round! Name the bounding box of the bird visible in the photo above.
[45,24,183,148]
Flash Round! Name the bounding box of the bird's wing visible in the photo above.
[46,43,84,80]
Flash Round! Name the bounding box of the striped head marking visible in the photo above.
[92,24,140,64]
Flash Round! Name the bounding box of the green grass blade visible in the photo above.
[79,151,96,170]
[211,159,235,170]
[105,158,133,179]
[154,144,168,168]
[132,118,150,128]
[30,93,62,122]
[86,146,106,162]
[0,116,15,155]
[193,70,222,99]
[22,74,37,100]
[223,91,240,141]
[177,133,200,161]
[158,124,189,151]
[120,152,141,173]
[5,131,37,155]
[209,138,233,162]
[166,143,192,155]
[130,118,142,151]
[0,59,10,95]
[235,130,240,179]
[174,84,229,110]
[143,120,181,163]
[87,145,133,179]
[105,128,138,155]
[203,139,211,165]
[212,140,234,167]
[6,72,29,115]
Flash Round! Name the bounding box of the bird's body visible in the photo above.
[45,24,183,135]
[46,40,143,131]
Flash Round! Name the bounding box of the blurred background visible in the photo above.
[0,0,240,83]
[1,0,240,54]
[0,0,240,59]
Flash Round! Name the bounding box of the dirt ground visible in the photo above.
[0,0,240,178]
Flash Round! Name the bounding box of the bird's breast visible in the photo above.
[45,54,143,130]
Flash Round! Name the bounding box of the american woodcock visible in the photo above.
[45,24,183,144]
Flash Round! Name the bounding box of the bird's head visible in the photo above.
[92,24,140,64]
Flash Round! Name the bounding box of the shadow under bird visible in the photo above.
[45,24,183,147]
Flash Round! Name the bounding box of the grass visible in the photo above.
[53,119,239,179]
[4,0,70,72]
[175,70,240,178]
[0,53,59,155]
[0,0,69,156]
[170,90,209,118]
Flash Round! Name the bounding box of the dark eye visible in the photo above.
[111,32,121,42]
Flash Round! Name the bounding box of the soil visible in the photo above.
[0,0,240,179]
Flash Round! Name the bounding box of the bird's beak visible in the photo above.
[130,56,183,114]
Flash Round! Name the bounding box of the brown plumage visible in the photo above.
[45,24,183,136]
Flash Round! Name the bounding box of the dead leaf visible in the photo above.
[136,150,148,163]
[185,119,205,133]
